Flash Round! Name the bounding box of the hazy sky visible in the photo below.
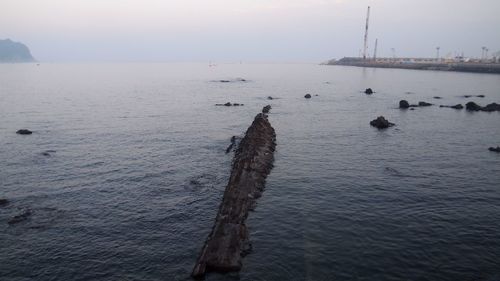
[1,0,499,62]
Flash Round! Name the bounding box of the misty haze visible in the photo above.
[1,1,500,281]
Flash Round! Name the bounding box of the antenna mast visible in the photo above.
[363,6,370,60]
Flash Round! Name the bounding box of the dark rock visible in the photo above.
[463,95,472,98]
[262,105,271,114]
[41,150,56,157]
[192,108,276,278]
[304,94,311,99]
[466,102,482,111]
[213,78,247,83]
[477,95,485,98]
[0,199,9,207]
[433,96,442,99]
[314,94,319,96]
[410,108,415,110]
[418,101,433,107]
[399,100,410,109]
[409,104,419,108]
[440,104,463,109]
[489,146,500,153]
[370,116,395,129]
[215,102,244,107]
[364,88,373,94]
[267,96,273,100]
[8,209,32,225]
[482,103,500,112]
[16,129,32,135]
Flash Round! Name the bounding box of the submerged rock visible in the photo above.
[418,101,433,107]
[16,129,32,135]
[213,78,248,83]
[489,146,500,153]
[226,136,237,154]
[399,100,410,109]
[440,104,463,109]
[433,96,442,99]
[267,96,273,100]
[304,94,312,99]
[462,95,485,98]
[364,88,373,95]
[0,199,9,207]
[370,116,395,129]
[8,209,32,225]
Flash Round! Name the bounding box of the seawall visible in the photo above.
[328,58,500,74]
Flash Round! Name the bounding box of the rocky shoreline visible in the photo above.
[192,106,277,278]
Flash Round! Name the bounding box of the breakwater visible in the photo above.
[192,107,276,278]
[328,57,500,74]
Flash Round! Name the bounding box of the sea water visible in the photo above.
[1,63,499,281]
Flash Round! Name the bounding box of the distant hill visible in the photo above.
[0,39,35,62]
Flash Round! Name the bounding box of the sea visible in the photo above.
[0,63,499,281]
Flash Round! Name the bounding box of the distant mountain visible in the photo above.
[0,39,35,62]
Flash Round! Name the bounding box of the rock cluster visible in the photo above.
[215,102,244,106]
[304,94,312,99]
[462,95,485,98]
[364,88,374,94]
[399,100,433,108]
[466,102,500,112]
[489,146,500,153]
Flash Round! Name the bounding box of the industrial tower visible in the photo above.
[363,6,370,60]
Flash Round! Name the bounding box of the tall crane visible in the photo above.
[363,6,370,60]
[373,39,378,60]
